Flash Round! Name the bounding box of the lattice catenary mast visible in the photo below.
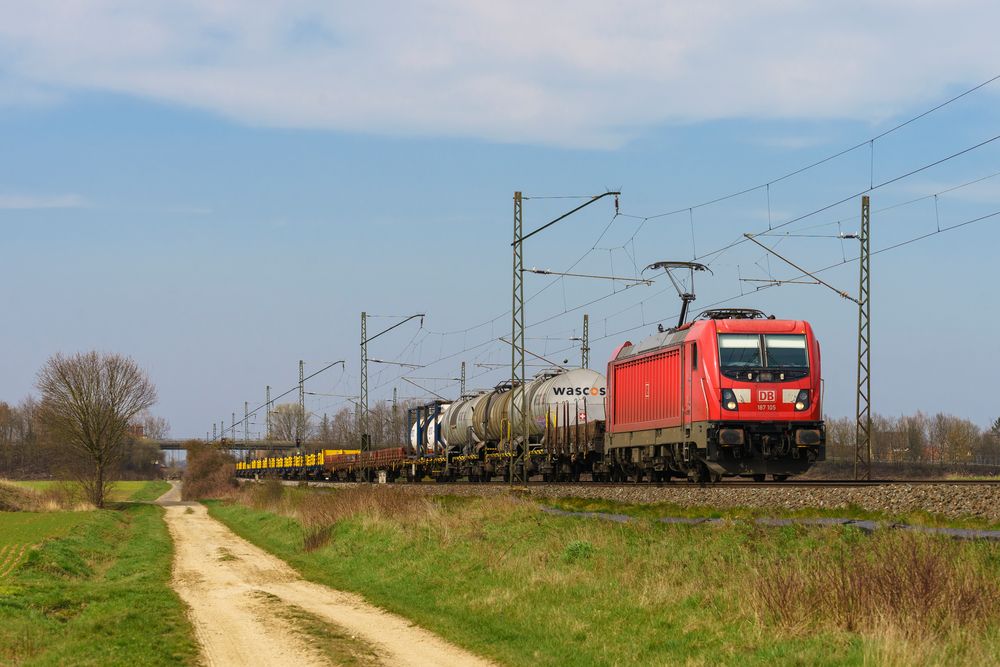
[855,196,873,480]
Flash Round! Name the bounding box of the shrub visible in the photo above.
[181,441,236,500]
[0,482,42,512]
[563,540,595,563]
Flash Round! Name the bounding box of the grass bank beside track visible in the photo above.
[0,499,198,665]
[207,485,1000,666]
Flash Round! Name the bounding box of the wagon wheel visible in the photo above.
[752,474,766,482]
[772,474,789,482]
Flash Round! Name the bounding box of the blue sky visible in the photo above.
[1,2,999,437]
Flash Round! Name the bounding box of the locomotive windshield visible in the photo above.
[718,334,762,368]
[764,334,809,369]
[718,333,809,369]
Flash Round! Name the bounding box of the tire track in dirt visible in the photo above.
[157,484,493,667]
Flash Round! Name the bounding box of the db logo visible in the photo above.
[758,390,776,403]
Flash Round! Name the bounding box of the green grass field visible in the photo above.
[9,480,170,503]
[207,486,1000,667]
[0,504,198,666]
[0,513,93,581]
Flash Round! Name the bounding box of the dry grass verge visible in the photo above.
[238,482,440,551]
[233,480,438,551]
[749,530,1000,639]
[0,480,93,512]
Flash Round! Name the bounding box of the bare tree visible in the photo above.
[36,352,157,507]
[269,403,312,443]
[136,411,170,439]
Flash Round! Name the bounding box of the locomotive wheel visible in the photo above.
[772,474,789,482]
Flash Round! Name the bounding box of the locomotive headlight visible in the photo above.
[721,389,738,411]
[794,389,810,411]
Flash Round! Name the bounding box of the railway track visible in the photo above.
[258,477,1000,489]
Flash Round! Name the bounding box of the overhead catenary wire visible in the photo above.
[626,72,1000,222]
[376,75,1000,351]
[759,169,1000,237]
[692,132,1000,264]
[215,360,345,441]
[366,162,999,404]
[500,206,1000,369]
[414,79,1000,362]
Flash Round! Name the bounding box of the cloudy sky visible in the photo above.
[1,1,998,437]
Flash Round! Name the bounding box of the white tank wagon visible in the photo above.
[408,403,450,454]
[513,368,606,437]
[471,387,513,442]
[469,369,607,445]
[441,391,489,448]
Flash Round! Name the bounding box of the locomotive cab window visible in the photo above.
[763,335,808,369]
[718,334,761,368]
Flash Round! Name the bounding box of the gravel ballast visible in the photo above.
[394,483,1000,523]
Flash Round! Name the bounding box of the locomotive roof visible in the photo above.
[614,318,811,360]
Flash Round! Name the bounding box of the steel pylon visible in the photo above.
[854,196,872,480]
[510,192,528,485]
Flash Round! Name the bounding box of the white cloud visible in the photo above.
[0,1,997,148]
[0,193,87,209]
[746,135,833,151]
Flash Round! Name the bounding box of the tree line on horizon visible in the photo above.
[245,399,420,451]
[0,397,168,479]
[824,412,1000,466]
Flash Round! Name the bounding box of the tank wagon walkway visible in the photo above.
[156,484,493,667]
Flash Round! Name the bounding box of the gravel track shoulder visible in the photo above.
[157,483,492,667]
[374,481,1000,522]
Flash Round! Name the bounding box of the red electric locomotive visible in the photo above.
[605,308,825,482]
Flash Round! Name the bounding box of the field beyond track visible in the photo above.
[208,483,1000,666]
[7,480,171,504]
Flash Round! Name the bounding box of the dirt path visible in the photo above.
[157,483,493,667]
